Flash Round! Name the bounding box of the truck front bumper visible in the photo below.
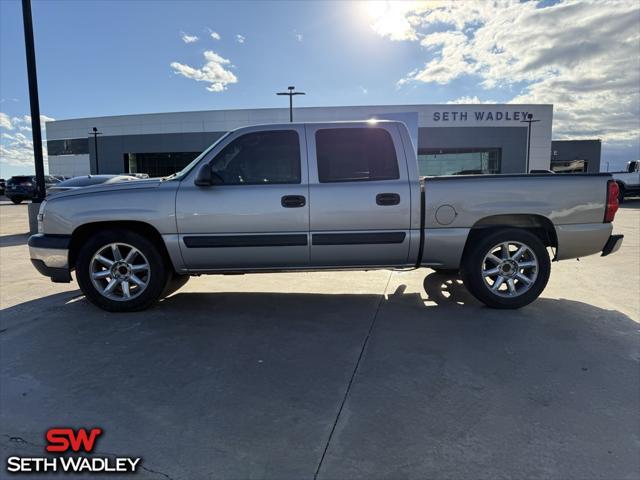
[28,234,72,283]
[601,234,624,257]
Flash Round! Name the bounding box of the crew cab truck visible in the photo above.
[28,121,623,312]
[612,160,640,202]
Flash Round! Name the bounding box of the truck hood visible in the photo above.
[46,178,164,200]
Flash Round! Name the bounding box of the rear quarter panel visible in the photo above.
[425,174,609,228]
[423,174,612,264]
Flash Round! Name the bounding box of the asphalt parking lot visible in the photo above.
[1,199,639,480]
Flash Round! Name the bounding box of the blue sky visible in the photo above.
[1,0,638,176]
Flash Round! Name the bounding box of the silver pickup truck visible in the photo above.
[612,160,640,202]
[29,121,623,312]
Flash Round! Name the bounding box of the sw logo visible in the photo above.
[46,427,103,453]
[6,427,142,474]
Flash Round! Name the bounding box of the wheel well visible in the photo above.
[463,214,558,258]
[69,221,172,270]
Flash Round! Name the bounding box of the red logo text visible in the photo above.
[45,428,103,453]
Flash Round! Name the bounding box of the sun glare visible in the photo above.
[360,1,421,41]
[365,1,388,20]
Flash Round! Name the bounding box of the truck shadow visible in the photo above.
[1,273,635,330]
[0,233,29,248]
[619,198,640,208]
[421,270,477,307]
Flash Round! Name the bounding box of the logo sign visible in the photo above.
[6,428,142,475]
[432,111,534,122]
[46,428,103,453]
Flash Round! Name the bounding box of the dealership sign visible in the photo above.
[6,428,141,474]
[432,111,533,122]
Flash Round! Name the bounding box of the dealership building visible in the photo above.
[46,103,578,178]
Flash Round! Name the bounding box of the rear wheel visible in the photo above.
[460,228,550,309]
[10,197,22,204]
[76,230,171,312]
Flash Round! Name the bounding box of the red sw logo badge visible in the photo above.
[46,428,103,453]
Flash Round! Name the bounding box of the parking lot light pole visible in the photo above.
[21,0,45,202]
[276,86,305,122]
[521,113,540,173]
[90,127,102,174]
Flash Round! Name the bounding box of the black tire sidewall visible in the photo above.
[76,229,170,312]
[461,229,551,309]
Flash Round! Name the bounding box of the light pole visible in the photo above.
[521,113,540,173]
[276,86,305,122]
[90,127,102,174]
[21,0,45,201]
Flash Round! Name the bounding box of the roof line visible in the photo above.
[47,103,554,124]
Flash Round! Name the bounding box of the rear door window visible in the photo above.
[315,128,399,183]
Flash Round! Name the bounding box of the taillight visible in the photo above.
[604,180,619,223]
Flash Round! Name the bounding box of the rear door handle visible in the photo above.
[281,195,306,208]
[376,193,400,206]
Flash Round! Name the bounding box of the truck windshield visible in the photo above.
[165,132,231,181]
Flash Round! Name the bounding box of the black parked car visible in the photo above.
[0,178,5,196]
[4,175,60,204]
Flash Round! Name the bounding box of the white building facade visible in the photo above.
[46,104,553,177]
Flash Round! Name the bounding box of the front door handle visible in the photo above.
[376,193,400,206]
[281,195,306,208]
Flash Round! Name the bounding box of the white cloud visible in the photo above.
[359,86,368,95]
[0,112,12,130]
[0,113,54,168]
[370,0,640,143]
[235,34,245,44]
[170,50,238,92]
[210,31,221,40]
[181,32,199,43]
[295,33,303,42]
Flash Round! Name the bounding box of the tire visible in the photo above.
[10,197,22,204]
[460,228,551,309]
[76,229,171,312]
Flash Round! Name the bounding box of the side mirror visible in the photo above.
[195,162,212,186]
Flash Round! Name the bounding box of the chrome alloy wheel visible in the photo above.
[89,243,151,301]
[481,241,538,298]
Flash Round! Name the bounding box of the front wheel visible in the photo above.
[460,229,551,309]
[76,230,171,312]
[10,197,22,204]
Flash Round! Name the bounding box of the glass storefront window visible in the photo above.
[550,159,587,173]
[417,148,501,176]
[125,152,201,177]
[47,138,89,155]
